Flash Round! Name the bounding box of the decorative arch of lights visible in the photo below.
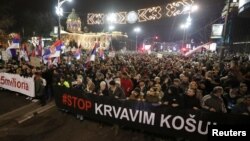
[87,0,194,25]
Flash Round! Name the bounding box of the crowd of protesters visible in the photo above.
[1,49,250,115]
[0,59,54,106]
[57,51,250,115]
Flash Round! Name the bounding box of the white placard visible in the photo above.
[157,53,163,58]
[1,51,9,61]
[211,24,223,39]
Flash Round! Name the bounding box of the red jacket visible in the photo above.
[120,78,133,97]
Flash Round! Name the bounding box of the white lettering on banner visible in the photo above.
[95,103,103,115]
[185,115,196,132]
[94,103,222,135]
[0,73,35,97]
[95,103,156,126]
[139,110,142,123]
[129,109,139,122]
[113,106,122,118]
[120,108,130,121]
[104,105,112,117]
[143,112,155,125]
[160,114,217,135]
[160,114,172,128]
[172,116,184,130]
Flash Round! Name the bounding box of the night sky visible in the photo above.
[0,0,226,42]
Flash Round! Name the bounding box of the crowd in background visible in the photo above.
[1,51,250,115]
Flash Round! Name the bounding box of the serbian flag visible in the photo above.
[50,40,64,52]
[42,48,52,61]
[49,40,64,58]
[42,48,60,64]
[90,43,98,62]
[99,49,105,60]
[42,40,64,64]
[74,48,81,60]
[19,44,29,61]
[7,33,20,58]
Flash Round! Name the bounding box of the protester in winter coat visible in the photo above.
[201,86,227,113]
[109,80,126,99]
[34,72,46,106]
[231,95,250,115]
[183,88,201,110]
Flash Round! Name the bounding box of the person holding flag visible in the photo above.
[19,42,29,62]
[74,46,81,60]
[43,39,64,65]
[6,33,20,61]
[99,48,105,60]
[90,39,99,62]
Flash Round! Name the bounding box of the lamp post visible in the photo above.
[180,4,198,48]
[134,27,141,52]
[55,0,72,40]
[220,0,232,62]
[180,23,189,48]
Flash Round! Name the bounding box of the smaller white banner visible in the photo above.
[0,73,35,97]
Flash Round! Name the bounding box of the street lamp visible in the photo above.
[180,23,189,48]
[106,13,117,24]
[55,0,72,40]
[180,4,198,48]
[108,25,115,31]
[134,27,141,52]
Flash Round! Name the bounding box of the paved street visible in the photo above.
[0,91,171,141]
[0,90,31,115]
[0,107,170,141]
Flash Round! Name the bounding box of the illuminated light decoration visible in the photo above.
[116,12,127,24]
[127,11,138,24]
[105,12,126,24]
[86,0,194,24]
[106,13,117,23]
[87,13,104,25]
[138,6,162,22]
[56,6,63,16]
[166,0,194,17]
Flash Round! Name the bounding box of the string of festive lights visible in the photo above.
[87,13,104,25]
[138,6,162,22]
[87,0,194,25]
[166,0,194,17]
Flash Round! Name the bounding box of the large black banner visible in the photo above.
[54,86,250,141]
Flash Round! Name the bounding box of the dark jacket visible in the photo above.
[109,86,126,99]
[183,94,201,109]
[35,78,44,97]
[231,103,250,115]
